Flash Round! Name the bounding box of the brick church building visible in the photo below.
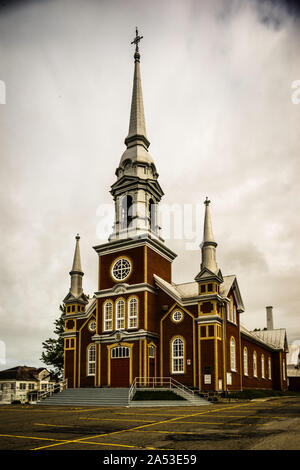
[62,31,288,393]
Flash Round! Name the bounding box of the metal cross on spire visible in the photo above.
[131,27,143,52]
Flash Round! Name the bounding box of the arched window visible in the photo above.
[104,301,113,331]
[172,337,184,374]
[87,344,96,376]
[261,355,265,379]
[253,351,257,377]
[268,357,272,379]
[148,345,155,358]
[282,359,286,381]
[149,198,155,231]
[116,299,125,330]
[128,297,138,329]
[230,337,236,371]
[121,195,133,229]
[233,305,237,324]
[243,347,248,376]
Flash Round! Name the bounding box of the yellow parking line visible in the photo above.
[79,417,156,423]
[0,433,70,443]
[133,429,240,436]
[34,423,76,428]
[31,402,253,451]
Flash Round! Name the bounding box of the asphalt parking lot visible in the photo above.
[0,396,299,451]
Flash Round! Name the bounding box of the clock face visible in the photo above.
[111,258,131,281]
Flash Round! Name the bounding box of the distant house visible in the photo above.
[0,366,58,403]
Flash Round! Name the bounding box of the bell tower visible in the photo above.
[109,28,164,242]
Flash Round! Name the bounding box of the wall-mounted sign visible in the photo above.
[187,359,191,366]
[204,374,211,384]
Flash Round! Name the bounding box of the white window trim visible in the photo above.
[116,299,125,330]
[103,301,113,331]
[128,297,138,329]
[253,352,257,378]
[230,337,236,372]
[87,344,96,376]
[171,337,185,374]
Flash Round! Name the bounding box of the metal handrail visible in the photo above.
[34,379,68,402]
[128,377,195,404]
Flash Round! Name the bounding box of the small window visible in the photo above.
[89,320,96,332]
[112,258,131,281]
[172,310,183,322]
[87,344,96,376]
[128,298,138,329]
[72,305,75,312]
[116,299,125,330]
[207,284,213,292]
[253,351,257,377]
[148,346,155,358]
[261,355,265,379]
[243,347,248,376]
[268,357,272,379]
[200,285,206,293]
[171,337,184,374]
[230,337,236,371]
[104,302,113,331]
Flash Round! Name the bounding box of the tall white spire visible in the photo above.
[117,27,157,178]
[200,198,219,275]
[69,234,84,297]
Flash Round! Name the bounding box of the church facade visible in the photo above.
[62,32,288,393]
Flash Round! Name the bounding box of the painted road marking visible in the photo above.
[79,417,156,423]
[31,402,255,451]
[0,433,70,443]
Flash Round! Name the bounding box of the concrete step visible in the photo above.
[37,387,129,407]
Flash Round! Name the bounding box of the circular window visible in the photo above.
[88,320,96,332]
[172,310,183,322]
[112,258,131,281]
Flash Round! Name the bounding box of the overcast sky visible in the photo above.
[0,0,299,370]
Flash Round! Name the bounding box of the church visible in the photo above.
[62,30,288,394]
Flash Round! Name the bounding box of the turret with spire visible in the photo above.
[195,198,223,291]
[109,28,164,242]
[64,234,89,313]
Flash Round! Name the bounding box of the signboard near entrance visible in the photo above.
[204,374,211,384]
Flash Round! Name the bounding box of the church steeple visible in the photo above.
[64,234,89,310]
[195,198,223,286]
[124,27,150,152]
[201,197,218,274]
[110,28,164,242]
[70,234,83,297]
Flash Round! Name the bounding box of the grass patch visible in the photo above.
[132,390,186,401]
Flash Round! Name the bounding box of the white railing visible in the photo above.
[128,377,195,404]
[32,379,68,403]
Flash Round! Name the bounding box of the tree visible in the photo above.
[40,304,65,378]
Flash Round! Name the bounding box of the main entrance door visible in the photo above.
[110,346,130,387]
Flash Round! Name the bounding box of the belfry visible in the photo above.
[62,30,288,394]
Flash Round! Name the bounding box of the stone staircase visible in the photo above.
[37,387,129,407]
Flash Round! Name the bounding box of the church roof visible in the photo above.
[154,273,244,310]
[240,324,288,352]
[250,328,288,351]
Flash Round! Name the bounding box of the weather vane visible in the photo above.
[131,27,143,53]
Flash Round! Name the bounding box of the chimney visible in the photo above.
[266,306,274,330]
